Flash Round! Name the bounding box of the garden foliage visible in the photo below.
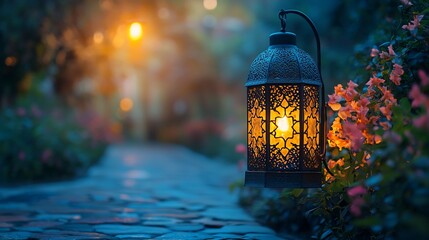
[239,1,429,239]
[0,103,116,182]
[0,1,123,182]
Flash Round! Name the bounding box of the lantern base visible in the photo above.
[245,171,321,188]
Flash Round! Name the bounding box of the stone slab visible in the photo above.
[94,224,170,235]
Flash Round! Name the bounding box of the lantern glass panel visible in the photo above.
[269,85,300,170]
[303,85,321,169]
[247,86,267,171]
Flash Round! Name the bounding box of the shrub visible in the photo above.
[0,105,116,183]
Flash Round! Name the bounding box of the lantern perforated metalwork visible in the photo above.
[245,10,327,188]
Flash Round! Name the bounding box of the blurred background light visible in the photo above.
[203,0,217,10]
[0,0,371,167]
[129,22,143,41]
[120,98,134,112]
[93,32,104,44]
[5,56,17,66]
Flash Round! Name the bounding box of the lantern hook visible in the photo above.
[278,9,334,177]
[278,10,287,32]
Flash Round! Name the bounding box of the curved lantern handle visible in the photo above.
[278,9,333,177]
[278,10,321,73]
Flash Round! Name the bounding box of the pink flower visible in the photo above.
[359,97,370,108]
[374,135,382,144]
[235,144,246,154]
[418,70,429,86]
[413,114,429,130]
[392,64,404,76]
[366,86,376,96]
[350,197,365,216]
[347,80,358,89]
[380,87,397,106]
[334,84,345,96]
[344,80,359,101]
[328,159,336,169]
[328,94,342,111]
[402,15,424,31]
[389,73,401,85]
[379,121,391,130]
[369,116,380,125]
[409,84,428,108]
[366,76,385,88]
[389,64,404,85]
[379,51,390,59]
[343,121,364,151]
[400,0,413,6]
[370,48,379,58]
[338,106,353,120]
[388,45,396,56]
[380,106,392,120]
[355,98,370,121]
[347,185,368,197]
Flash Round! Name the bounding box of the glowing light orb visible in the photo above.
[120,98,134,112]
[129,22,143,41]
[203,0,217,10]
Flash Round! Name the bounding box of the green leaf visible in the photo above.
[353,216,382,227]
[399,98,411,111]
[379,42,391,47]
[291,188,304,197]
[229,180,244,192]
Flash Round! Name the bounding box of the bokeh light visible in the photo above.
[129,22,143,41]
[203,0,217,10]
[5,56,17,66]
[120,98,134,112]
[93,32,104,44]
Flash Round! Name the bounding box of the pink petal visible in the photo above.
[388,45,396,56]
[370,48,379,57]
[413,115,429,129]
[347,185,367,197]
[235,144,246,154]
[418,70,429,86]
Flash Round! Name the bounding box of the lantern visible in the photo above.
[245,9,327,188]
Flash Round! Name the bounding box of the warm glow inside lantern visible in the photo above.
[245,10,325,188]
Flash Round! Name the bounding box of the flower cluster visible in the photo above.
[402,14,424,32]
[325,3,429,226]
[347,185,368,216]
[409,70,429,130]
[0,105,119,182]
[327,43,404,153]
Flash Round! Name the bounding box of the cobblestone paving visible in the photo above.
[0,145,283,239]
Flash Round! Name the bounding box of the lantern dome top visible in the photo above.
[269,31,297,45]
[246,36,321,87]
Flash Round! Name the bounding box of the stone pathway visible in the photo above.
[0,144,283,239]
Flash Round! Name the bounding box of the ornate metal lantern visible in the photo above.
[245,10,327,188]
